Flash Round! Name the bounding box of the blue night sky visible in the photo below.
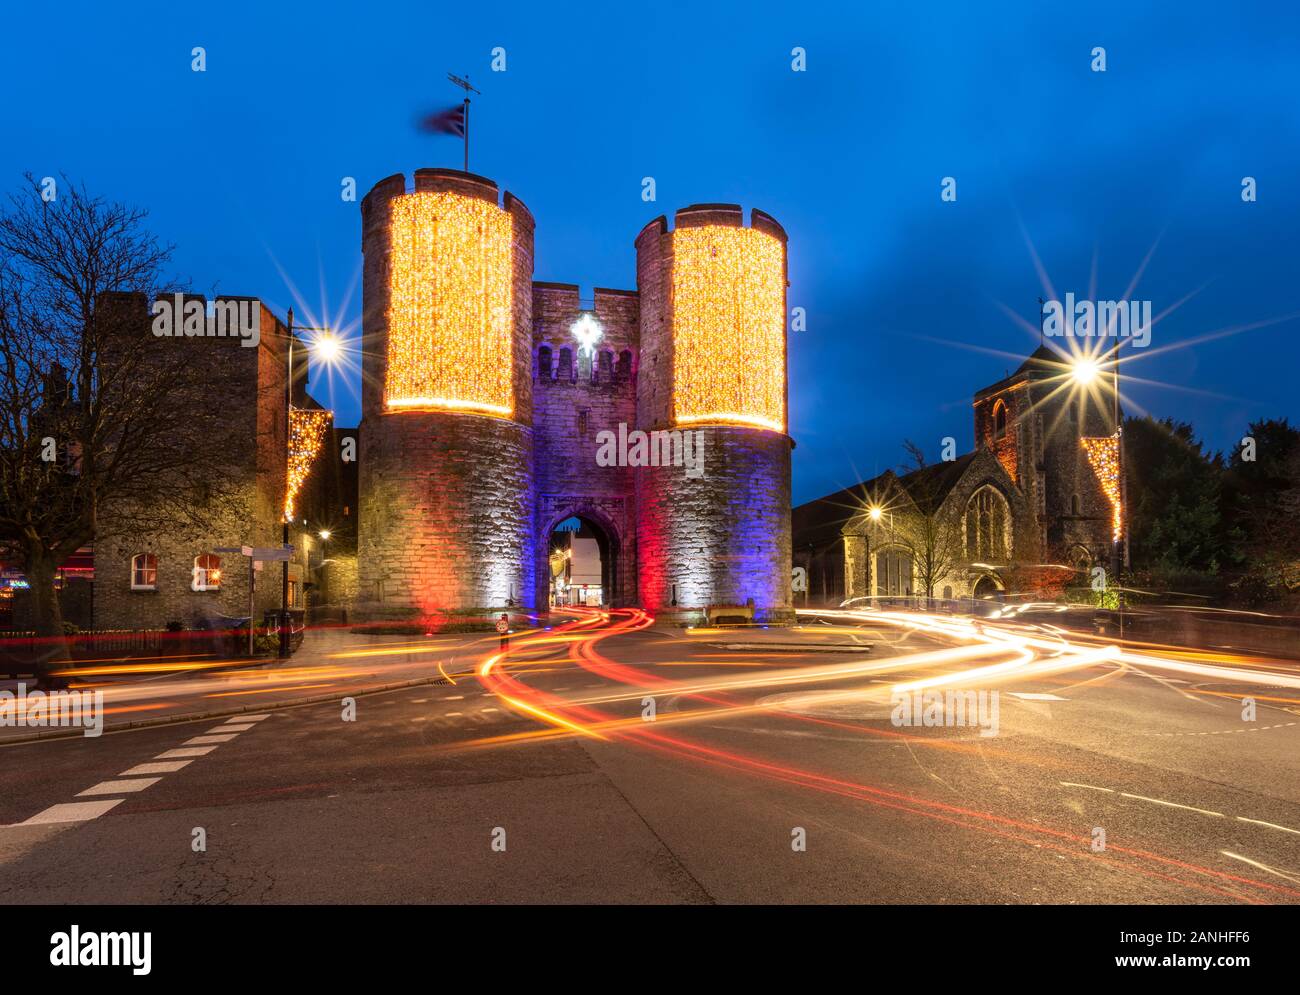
[4,1,1298,504]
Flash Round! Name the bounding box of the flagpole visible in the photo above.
[448,73,480,173]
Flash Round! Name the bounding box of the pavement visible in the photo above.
[2,607,1299,904]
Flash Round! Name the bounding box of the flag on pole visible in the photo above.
[418,104,466,136]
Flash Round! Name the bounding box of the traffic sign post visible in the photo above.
[216,545,293,656]
[496,613,510,654]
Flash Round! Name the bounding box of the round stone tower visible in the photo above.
[633,204,793,623]
[356,169,536,626]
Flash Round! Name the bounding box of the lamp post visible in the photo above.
[1069,348,1124,634]
[281,309,340,656]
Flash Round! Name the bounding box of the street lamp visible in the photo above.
[1068,347,1125,632]
[280,308,341,656]
[1069,356,1100,385]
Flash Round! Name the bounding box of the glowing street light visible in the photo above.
[312,331,342,365]
[1070,356,1100,385]
[868,506,883,522]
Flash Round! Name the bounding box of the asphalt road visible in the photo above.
[2,608,1299,904]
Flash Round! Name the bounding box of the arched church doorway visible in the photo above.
[548,515,617,608]
[972,574,1003,601]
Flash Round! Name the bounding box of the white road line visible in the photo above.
[446,711,463,717]
[183,734,239,745]
[120,761,191,776]
[216,723,255,732]
[18,800,124,825]
[156,747,217,759]
[410,699,428,704]
[1119,792,1225,818]
[1059,781,1114,792]
[78,778,161,797]
[1236,816,1300,837]
[1009,692,1068,701]
[482,707,500,713]
[1221,850,1300,884]
[444,695,464,700]
[239,714,271,721]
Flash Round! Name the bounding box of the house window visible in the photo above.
[1071,494,1081,515]
[993,400,1008,439]
[131,553,157,590]
[538,345,552,380]
[965,487,1008,561]
[578,409,589,437]
[192,553,222,592]
[289,580,300,608]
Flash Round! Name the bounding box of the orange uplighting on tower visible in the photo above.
[670,225,786,433]
[384,190,514,417]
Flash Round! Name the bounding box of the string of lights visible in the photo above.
[285,406,331,522]
[670,225,785,433]
[1081,433,1122,542]
[385,191,515,417]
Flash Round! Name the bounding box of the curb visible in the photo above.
[0,673,469,747]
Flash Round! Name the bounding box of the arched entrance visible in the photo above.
[972,574,1003,601]
[545,513,618,608]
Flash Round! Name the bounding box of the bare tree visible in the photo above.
[0,175,238,685]
[898,440,966,604]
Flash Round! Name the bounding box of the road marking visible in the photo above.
[482,707,500,713]
[444,695,464,700]
[184,734,239,745]
[1059,781,1113,793]
[446,711,463,717]
[239,714,271,721]
[120,761,192,776]
[410,698,428,704]
[1236,816,1300,837]
[1008,692,1068,701]
[1119,792,1225,818]
[78,778,160,797]
[217,723,255,732]
[156,747,217,759]
[18,800,124,825]
[1221,850,1300,884]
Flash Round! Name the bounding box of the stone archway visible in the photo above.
[538,505,624,610]
[972,573,1004,601]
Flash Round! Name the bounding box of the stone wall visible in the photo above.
[634,205,793,620]
[531,284,639,607]
[355,170,537,625]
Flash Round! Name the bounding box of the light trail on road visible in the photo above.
[473,605,1300,904]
